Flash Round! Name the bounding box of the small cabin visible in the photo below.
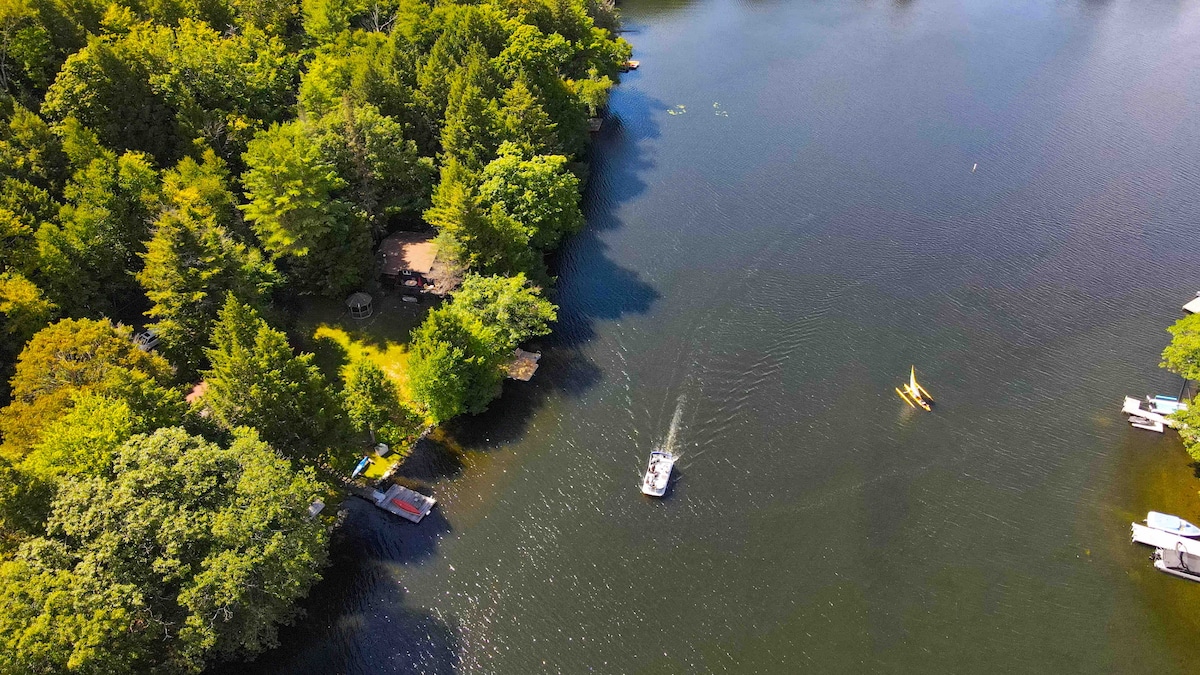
[378,231,458,296]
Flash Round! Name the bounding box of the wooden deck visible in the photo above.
[372,484,436,523]
[507,348,541,381]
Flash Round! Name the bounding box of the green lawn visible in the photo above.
[294,293,432,397]
[361,451,395,480]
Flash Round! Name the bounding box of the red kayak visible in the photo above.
[391,498,421,515]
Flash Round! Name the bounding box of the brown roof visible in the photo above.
[186,381,208,405]
[380,231,437,276]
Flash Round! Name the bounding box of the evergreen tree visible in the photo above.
[342,358,394,441]
[498,75,559,158]
[425,158,539,277]
[139,208,278,377]
[440,49,501,170]
[201,295,344,461]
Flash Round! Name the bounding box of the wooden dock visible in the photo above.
[371,484,436,523]
[1131,523,1200,552]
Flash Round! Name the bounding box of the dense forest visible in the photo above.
[0,0,629,670]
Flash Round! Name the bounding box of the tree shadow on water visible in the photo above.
[438,87,666,450]
[206,500,458,675]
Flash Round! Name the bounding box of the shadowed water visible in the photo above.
[218,0,1200,671]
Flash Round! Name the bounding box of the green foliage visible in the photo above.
[37,145,161,315]
[0,271,54,402]
[453,273,556,351]
[1161,313,1200,382]
[42,35,181,161]
[202,295,345,461]
[478,149,582,251]
[21,392,135,480]
[425,157,539,277]
[440,49,501,170]
[42,20,299,164]
[0,426,329,674]
[342,357,394,438]
[406,308,493,423]
[140,154,278,375]
[312,100,435,236]
[0,271,55,354]
[299,30,429,149]
[0,455,51,549]
[407,273,556,421]
[498,75,559,158]
[0,0,59,101]
[0,317,179,459]
[0,102,69,193]
[241,119,373,295]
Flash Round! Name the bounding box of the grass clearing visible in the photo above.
[294,293,434,398]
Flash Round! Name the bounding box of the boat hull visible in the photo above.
[641,451,674,497]
[1154,559,1200,583]
[1147,511,1200,538]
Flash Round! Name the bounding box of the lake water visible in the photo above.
[223,0,1200,672]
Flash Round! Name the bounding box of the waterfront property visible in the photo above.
[378,231,457,296]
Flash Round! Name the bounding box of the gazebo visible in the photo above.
[346,292,373,319]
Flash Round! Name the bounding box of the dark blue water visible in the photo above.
[225,0,1200,671]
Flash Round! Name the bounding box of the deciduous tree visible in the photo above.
[0,318,178,459]
[0,426,330,674]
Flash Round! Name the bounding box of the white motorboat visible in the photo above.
[1146,511,1200,538]
[1147,395,1188,416]
[1155,547,1200,583]
[641,449,674,497]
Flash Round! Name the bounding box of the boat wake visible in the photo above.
[663,395,686,457]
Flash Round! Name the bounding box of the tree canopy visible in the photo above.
[201,295,345,461]
[0,426,329,674]
[0,0,626,669]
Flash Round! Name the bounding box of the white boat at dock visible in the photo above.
[1154,546,1200,583]
[1147,395,1188,416]
[641,449,674,497]
[1146,511,1200,538]
[1121,396,1183,433]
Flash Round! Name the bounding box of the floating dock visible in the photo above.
[507,348,542,381]
[371,484,436,523]
[1122,396,1178,433]
[1131,522,1200,551]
